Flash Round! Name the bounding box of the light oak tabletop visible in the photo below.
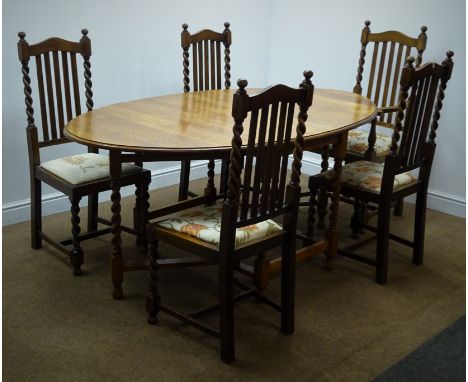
[64,88,377,153]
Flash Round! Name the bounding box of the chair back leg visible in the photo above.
[218,254,235,363]
[31,178,42,249]
[413,188,428,265]
[87,194,98,232]
[376,201,391,284]
[394,198,404,216]
[178,160,191,201]
[281,232,296,334]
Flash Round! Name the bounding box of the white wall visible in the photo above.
[267,0,466,216]
[2,0,465,224]
[2,0,272,224]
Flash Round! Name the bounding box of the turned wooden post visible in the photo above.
[181,23,190,93]
[223,22,231,89]
[353,20,371,95]
[415,26,428,68]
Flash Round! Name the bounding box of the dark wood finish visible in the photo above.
[309,52,454,284]
[146,73,314,363]
[17,30,151,276]
[313,21,429,232]
[179,22,232,201]
[352,22,427,160]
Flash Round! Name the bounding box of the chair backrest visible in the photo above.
[353,20,428,126]
[181,22,231,92]
[18,30,93,164]
[389,51,454,171]
[225,72,314,227]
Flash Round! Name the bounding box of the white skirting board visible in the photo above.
[2,157,465,226]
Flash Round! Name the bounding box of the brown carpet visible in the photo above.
[3,177,465,381]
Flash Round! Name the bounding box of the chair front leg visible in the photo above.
[219,254,235,363]
[146,232,161,325]
[375,201,391,284]
[31,178,42,249]
[70,196,83,276]
[135,176,150,251]
[351,199,364,238]
[413,188,427,265]
[87,194,98,232]
[281,231,296,335]
[394,198,404,216]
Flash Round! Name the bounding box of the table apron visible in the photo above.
[117,133,344,163]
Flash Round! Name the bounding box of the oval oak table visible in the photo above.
[64,88,377,299]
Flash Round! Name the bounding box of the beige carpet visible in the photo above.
[3,178,465,381]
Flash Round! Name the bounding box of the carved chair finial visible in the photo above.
[364,20,371,28]
[182,23,188,31]
[302,70,313,83]
[237,78,248,92]
[405,55,415,68]
[18,31,26,40]
[81,29,89,36]
[224,22,230,30]
[420,25,428,33]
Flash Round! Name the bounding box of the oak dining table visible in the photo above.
[64,88,377,299]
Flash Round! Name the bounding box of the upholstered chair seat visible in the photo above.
[157,201,283,247]
[318,160,417,193]
[347,130,392,157]
[40,153,143,185]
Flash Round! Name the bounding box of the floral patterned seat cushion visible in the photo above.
[157,202,283,248]
[340,160,417,193]
[40,153,143,185]
[347,130,392,156]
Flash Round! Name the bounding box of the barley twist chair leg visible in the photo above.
[70,196,83,276]
[307,186,318,240]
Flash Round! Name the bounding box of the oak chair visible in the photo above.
[146,73,314,363]
[308,52,454,284]
[315,20,428,229]
[17,30,151,276]
[348,20,428,162]
[178,22,232,201]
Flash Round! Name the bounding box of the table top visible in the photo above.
[64,88,377,154]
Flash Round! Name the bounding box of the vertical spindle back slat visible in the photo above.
[70,52,81,116]
[61,52,73,122]
[277,102,296,206]
[216,41,222,89]
[198,42,204,91]
[52,51,65,136]
[43,52,57,140]
[35,55,49,141]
